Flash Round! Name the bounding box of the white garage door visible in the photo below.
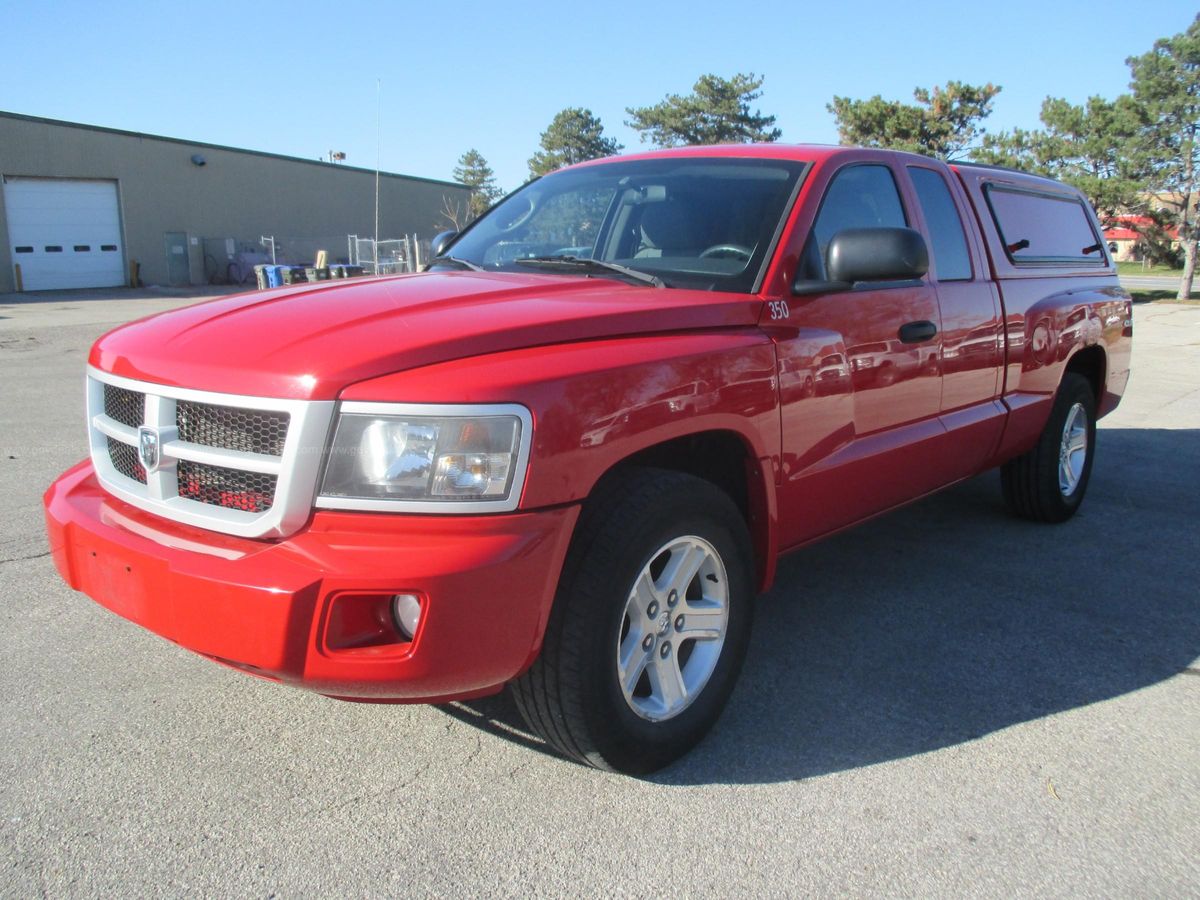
[4,178,126,291]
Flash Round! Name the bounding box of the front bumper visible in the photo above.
[44,461,579,702]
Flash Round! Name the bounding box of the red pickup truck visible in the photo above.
[44,145,1132,773]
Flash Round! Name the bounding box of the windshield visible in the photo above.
[435,157,807,293]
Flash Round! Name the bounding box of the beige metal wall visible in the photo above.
[0,112,470,292]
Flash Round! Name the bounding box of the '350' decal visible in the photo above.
[766,300,790,320]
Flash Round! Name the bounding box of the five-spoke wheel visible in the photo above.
[617,536,729,722]
[511,468,753,774]
[1057,402,1089,497]
[1002,372,1097,522]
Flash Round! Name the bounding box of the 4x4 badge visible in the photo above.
[137,425,161,473]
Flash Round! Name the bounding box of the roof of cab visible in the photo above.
[565,143,1058,179]
[560,143,1083,201]
[567,143,866,169]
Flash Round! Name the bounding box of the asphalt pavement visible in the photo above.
[1119,273,1184,291]
[1,289,1197,896]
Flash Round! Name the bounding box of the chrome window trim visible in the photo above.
[315,400,534,514]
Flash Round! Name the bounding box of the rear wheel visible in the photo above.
[1001,373,1096,523]
[511,468,754,774]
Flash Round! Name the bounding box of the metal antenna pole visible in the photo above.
[375,78,381,248]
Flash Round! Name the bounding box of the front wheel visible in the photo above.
[511,468,754,774]
[1001,372,1096,523]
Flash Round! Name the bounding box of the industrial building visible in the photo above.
[0,111,470,292]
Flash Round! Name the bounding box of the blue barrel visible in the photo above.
[265,265,284,288]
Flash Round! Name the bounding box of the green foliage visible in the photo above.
[1127,13,1200,298]
[1116,260,1184,277]
[975,94,1151,223]
[1134,213,1186,268]
[970,126,1046,172]
[528,108,623,179]
[453,149,503,221]
[827,81,1001,159]
[625,73,782,147]
[1126,289,1185,304]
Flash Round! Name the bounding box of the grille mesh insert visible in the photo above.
[108,440,147,484]
[103,384,144,429]
[177,459,277,512]
[176,401,290,456]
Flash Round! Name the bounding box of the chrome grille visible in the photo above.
[104,384,144,429]
[86,369,334,538]
[177,460,278,513]
[108,440,147,484]
[176,401,290,456]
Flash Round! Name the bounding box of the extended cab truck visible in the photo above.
[44,146,1132,774]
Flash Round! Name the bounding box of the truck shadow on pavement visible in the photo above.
[443,427,1200,784]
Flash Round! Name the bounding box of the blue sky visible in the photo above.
[2,1,1194,191]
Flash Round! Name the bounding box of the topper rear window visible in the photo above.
[984,185,1106,265]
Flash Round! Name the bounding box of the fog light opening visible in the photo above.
[391,593,422,641]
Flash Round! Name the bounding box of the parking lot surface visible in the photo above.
[1,289,1197,896]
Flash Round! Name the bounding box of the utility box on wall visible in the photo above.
[163,232,190,285]
[163,232,206,286]
[187,234,204,285]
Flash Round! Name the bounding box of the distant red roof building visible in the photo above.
[1103,215,1179,242]
[1102,215,1180,262]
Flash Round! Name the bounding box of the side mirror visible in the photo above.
[793,227,929,295]
[828,227,928,283]
[430,230,458,258]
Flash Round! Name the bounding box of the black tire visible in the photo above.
[511,467,754,774]
[1001,372,1096,523]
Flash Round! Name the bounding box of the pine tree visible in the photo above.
[626,73,781,147]
[1128,14,1200,299]
[453,149,503,221]
[828,82,1001,160]
[528,108,622,178]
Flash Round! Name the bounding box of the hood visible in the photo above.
[90,271,765,399]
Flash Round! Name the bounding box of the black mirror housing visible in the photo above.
[826,227,929,285]
[430,230,458,259]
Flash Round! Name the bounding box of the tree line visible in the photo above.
[446,15,1198,300]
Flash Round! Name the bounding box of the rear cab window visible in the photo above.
[985,187,1106,266]
[909,167,972,281]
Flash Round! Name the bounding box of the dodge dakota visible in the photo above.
[44,145,1132,773]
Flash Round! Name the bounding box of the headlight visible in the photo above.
[316,402,533,512]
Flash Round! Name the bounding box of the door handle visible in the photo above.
[898,320,938,344]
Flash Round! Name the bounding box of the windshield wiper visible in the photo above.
[513,256,665,288]
[429,255,484,271]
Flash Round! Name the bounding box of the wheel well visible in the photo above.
[616,432,749,515]
[1065,345,1106,401]
[595,431,770,590]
